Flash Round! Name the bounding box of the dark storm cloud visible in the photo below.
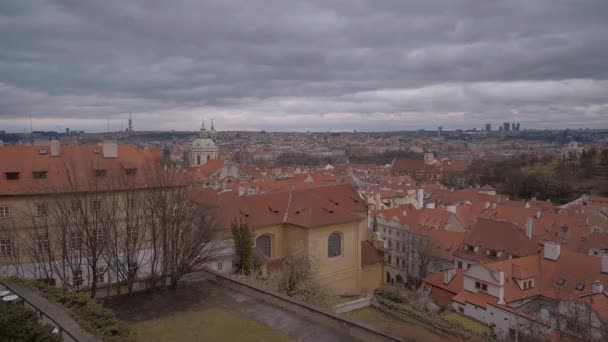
[0,0,607,131]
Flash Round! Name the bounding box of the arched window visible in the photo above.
[256,235,271,257]
[328,233,341,257]
[196,155,201,165]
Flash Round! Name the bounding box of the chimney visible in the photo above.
[447,205,457,214]
[417,189,424,209]
[535,210,542,219]
[238,186,245,197]
[492,268,506,304]
[602,254,608,274]
[102,141,118,158]
[492,203,497,209]
[526,217,534,238]
[50,139,60,157]
[544,242,561,261]
[592,280,604,294]
[443,269,456,284]
[485,202,490,209]
[524,201,531,209]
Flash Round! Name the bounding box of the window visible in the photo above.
[71,200,80,211]
[125,168,137,176]
[217,262,223,271]
[33,171,47,179]
[127,225,138,242]
[37,234,50,253]
[126,197,136,210]
[5,172,19,180]
[70,232,82,249]
[487,249,498,257]
[72,269,83,287]
[91,200,102,212]
[556,278,566,286]
[575,283,585,291]
[388,255,392,264]
[0,206,9,218]
[0,239,12,257]
[96,267,105,283]
[94,169,107,177]
[328,233,341,257]
[457,261,463,269]
[256,235,271,257]
[36,203,48,216]
[475,281,488,292]
[96,229,105,244]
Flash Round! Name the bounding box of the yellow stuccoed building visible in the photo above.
[200,183,384,295]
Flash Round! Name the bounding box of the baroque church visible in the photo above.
[189,119,218,167]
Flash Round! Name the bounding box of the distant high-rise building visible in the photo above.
[66,128,70,133]
[504,122,510,132]
[516,123,521,131]
[437,126,443,137]
[511,123,516,131]
[127,112,134,132]
[485,124,491,132]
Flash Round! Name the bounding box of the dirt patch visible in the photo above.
[103,282,223,322]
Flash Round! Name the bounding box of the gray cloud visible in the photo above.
[0,0,607,132]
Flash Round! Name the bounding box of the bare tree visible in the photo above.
[142,163,220,289]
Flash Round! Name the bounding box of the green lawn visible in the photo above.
[344,306,391,322]
[132,307,294,342]
[443,312,490,335]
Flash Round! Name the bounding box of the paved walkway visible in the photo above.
[226,289,353,342]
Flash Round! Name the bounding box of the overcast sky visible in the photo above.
[1,1,607,132]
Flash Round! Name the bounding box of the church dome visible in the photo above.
[192,137,217,149]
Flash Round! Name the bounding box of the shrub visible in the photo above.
[10,278,134,341]
[0,304,61,342]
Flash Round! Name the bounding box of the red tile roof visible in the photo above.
[193,183,367,230]
[0,144,163,196]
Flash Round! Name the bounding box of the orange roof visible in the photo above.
[193,183,367,230]
[361,241,384,267]
[454,219,540,263]
[423,269,464,295]
[452,290,497,308]
[0,144,163,196]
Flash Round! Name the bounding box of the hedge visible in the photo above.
[10,278,134,342]
[0,303,62,342]
[375,288,485,340]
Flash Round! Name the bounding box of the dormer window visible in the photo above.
[95,169,107,177]
[487,249,498,258]
[33,171,47,179]
[5,172,19,180]
[465,245,476,252]
[39,149,48,155]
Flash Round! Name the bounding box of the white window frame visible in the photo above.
[0,206,9,218]
[0,239,12,257]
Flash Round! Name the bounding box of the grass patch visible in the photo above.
[443,312,490,335]
[131,307,294,342]
[345,307,391,323]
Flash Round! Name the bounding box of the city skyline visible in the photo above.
[1,1,607,132]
